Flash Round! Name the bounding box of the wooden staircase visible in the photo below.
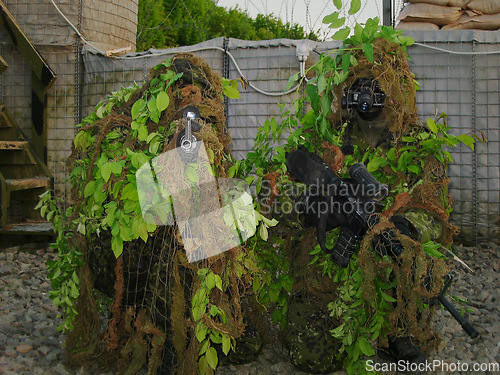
[0,103,53,236]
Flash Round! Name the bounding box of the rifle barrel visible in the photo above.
[437,294,479,339]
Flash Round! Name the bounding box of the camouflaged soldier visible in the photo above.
[282,78,447,372]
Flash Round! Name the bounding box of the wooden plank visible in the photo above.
[0,140,26,150]
[0,54,7,75]
[0,0,56,89]
[5,176,50,191]
[0,104,12,128]
[0,221,53,235]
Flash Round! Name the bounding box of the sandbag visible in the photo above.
[407,0,470,8]
[467,0,500,14]
[397,3,464,26]
[443,13,500,30]
[396,21,441,30]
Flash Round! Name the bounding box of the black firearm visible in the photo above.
[286,146,479,338]
[286,146,389,268]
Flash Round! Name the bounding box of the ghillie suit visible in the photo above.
[253,37,463,373]
[62,54,255,375]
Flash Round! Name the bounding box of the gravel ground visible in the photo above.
[0,242,498,375]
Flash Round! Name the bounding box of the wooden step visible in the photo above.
[0,128,20,141]
[0,141,27,150]
[0,115,13,128]
[0,221,54,236]
[5,176,51,192]
[0,121,13,129]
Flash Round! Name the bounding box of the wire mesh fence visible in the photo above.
[405,30,500,245]
[0,11,498,245]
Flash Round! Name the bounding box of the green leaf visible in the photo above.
[362,17,379,42]
[427,118,438,133]
[209,305,218,317]
[147,96,157,112]
[206,347,218,369]
[285,72,300,91]
[96,104,106,119]
[223,84,241,99]
[333,0,342,9]
[367,157,388,172]
[70,282,79,298]
[131,99,145,120]
[317,74,327,94]
[198,354,209,375]
[348,0,361,15]
[407,165,421,174]
[320,117,329,137]
[331,27,351,41]
[334,70,349,85]
[358,336,376,356]
[380,291,397,303]
[149,110,160,124]
[328,17,346,29]
[77,222,86,235]
[398,35,414,46]
[423,241,446,259]
[259,222,268,241]
[362,43,374,62]
[111,162,123,176]
[154,60,171,70]
[84,180,97,198]
[352,23,363,44]
[321,94,331,114]
[156,91,170,112]
[101,163,113,182]
[160,72,174,82]
[342,53,351,72]
[210,332,223,344]
[138,219,149,242]
[222,334,231,355]
[195,323,208,343]
[106,131,120,140]
[387,148,396,161]
[111,236,123,258]
[138,125,148,141]
[206,272,216,290]
[323,12,339,24]
[456,134,475,150]
[306,84,320,113]
[214,274,223,291]
[261,216,279,227]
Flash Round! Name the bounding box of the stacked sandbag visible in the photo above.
[443,0,500,30]
[396,0,500,31]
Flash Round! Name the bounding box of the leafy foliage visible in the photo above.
[137,0,318,50]
[36,191,84,332]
